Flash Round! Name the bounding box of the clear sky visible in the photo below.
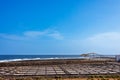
[0,0,120,55]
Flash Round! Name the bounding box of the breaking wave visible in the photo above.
[0,57,82,63]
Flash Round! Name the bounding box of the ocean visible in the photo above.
[0,55,82,62]
[0,55,116,62]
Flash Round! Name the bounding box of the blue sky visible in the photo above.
[0,0,120,55]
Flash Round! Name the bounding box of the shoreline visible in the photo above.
[0,58,115,67]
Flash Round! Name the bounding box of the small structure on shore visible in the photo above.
[116,55,120,62]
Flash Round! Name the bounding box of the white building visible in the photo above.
[116,55,120,62]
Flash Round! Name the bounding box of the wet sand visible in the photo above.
[0,58,115,67]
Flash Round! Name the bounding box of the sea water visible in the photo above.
[0,55,82,62]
